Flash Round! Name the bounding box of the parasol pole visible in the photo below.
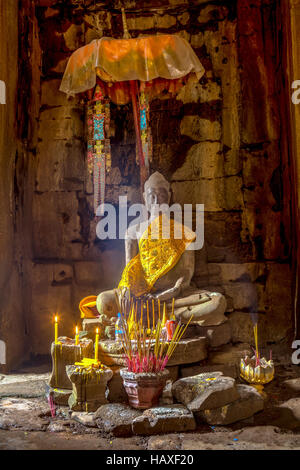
[130,80,147,182]
[122,8,148,188]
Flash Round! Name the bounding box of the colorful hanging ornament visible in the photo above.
[136,86,152,169]
[86,85,111,214]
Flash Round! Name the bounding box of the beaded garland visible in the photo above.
[87,86,111,214]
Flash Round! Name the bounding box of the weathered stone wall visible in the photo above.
[16,0,293,358]
[0,0,22,372]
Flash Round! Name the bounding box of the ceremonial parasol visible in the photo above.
[60,9,205,213]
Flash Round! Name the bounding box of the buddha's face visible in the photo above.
[144,186,170,212]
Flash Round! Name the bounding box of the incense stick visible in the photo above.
[147,300,150,329]
[152,298,155,328]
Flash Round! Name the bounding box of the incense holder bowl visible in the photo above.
[240,356,275,386]
[120,368,169,410]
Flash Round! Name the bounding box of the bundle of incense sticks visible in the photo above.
[118,311,193,373]
[116,289,176,331]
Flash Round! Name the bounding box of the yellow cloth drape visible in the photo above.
[118,215,196,297]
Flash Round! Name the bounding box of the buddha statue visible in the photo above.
[96,172,227,326]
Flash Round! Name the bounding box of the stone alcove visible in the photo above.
[0,0,296,371]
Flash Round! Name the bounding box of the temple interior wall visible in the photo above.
[0,0,295,369]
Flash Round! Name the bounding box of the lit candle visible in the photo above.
[158,299,161,321]
[75,326,79,345]
[171,297,175,320]
[94,328,99,362]
[54,315,58,344]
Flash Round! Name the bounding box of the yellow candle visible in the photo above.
[54,315,58,344]
[158,299,161,321]
[171,297,175,320]
[94,328,99,362]
[75,326,79,345]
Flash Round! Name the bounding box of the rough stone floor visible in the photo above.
[1,358,300,450]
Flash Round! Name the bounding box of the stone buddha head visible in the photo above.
[143,171,171,213]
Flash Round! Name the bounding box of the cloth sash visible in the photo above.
[118,214,196,297]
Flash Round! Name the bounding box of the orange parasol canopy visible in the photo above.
[60,34,205,96]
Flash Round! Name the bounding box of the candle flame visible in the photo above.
[55,315,58,323]
[96,328,99,334]
[75,326,78,334]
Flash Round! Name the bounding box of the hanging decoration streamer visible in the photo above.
[87,85,111,214]
[136,86,152,169]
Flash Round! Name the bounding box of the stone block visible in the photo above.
[132,405,196,435]
[32,191,82,259]
[180,363,238,379]
[126,16,155,30]
[41,79,77,107]
[167,337,207,366]
[95,403,141,436]
[203,212,253,263]
[155,15,177,28]
[223,282,259,311]
[36,139,85,192]
[171,176,243,211]
[196,384,264,425]
[38,106,84,141]
[63,23,85,51]
[82,318,103,338]
[204,21,240,155]
[196,321,232,348]
[180,116,221,142]
[172,372,239,412]
[178,12,190,25]
[172,142,223,180]
[207,263,263,285]
[198,4,228,23]
[176,75,221,103]
[74,261,103,285]
[208,343,252,367]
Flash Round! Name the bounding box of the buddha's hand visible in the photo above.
[174,277,185,290]
[149,277,185,301]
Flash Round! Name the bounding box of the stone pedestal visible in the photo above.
[67,364,113,412]
[46,383,72,406]
[49,336,93,390]
[82,317,115,340]
[95,337,207,367]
